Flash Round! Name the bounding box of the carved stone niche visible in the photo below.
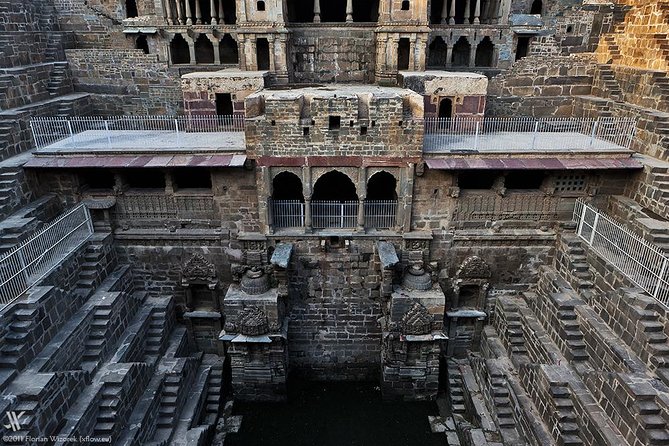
[451,255,491,310]
[181,253,219,312]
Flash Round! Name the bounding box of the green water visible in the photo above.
[226,382,447,446]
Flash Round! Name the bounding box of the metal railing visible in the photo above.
[271,200,305,229]
[312,201,359,229]
[364,200,397,229]
[0,203,93,308]
[454,193,560,221]
[424,117,637,152]
[31,115,245,149]
[573,199,669,308]
[114,194,216,221]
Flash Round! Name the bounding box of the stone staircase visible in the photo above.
[46,61,73,97]
[447,360,466,416]
[594,64,624,101]
[0,194,60,253]
[95,380,122,438]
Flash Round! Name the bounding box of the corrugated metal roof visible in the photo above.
[424,157,644,170]
[24,154,247,168]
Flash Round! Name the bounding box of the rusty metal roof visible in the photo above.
[24,154,247,168]
[424,157,643,170]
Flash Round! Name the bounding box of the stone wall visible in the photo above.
[65,49,182,114]
[289,27,377,84]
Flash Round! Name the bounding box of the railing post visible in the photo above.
[67,119,75,146]
[531,120,539,150]
[590,119,599,148]
[577,200,588,239]
[84,205,94,235]
[654,258,668,299]
[474,121,480,150]
[589,211,600,245]
[104,120,111,148]
[17,248,30,286]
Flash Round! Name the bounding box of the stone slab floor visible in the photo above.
[226,381,447,446]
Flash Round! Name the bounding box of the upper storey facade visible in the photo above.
[123,0,616,84]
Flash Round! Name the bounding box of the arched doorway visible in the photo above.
[365,172,398,229]
[195,34,214,64]
[271,172,305,228]
[135,34,149,54]
[452,36,471,67]
[427,37,448,68]
[439,98,453,119]
[170,34,190,64]
[398,38,411,70]
[219,34,239,64]
[475,36,494,67]
[312,171,358,228]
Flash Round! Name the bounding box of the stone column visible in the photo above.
[400,164,415,232]
[440,0,448,23]
[313,0,320,22]
[357,167,367,231]
[219,0,225,23]
[238,35,247,69]
[473,0,480,24]
[211,35,221,64]
[346,0,353,22]
[210,0,217,24]
[177,0,185,24]
[275,34,289,84]
[464,0,470,24]
[448,0,456,25]
[303,167,312,233]
[408,37,416,71]
[268,36,276,72]
[165,0,174,24]
[499,0,510,24]
[165,170,174,194]
[469,40,477,66]
[195,0,202,24]
[185,0,193,25]
[446,43,453,66]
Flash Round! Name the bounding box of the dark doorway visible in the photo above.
[367,172,397,200]
[515,36,531,61]
[220,34,239,64]
[125,169,165,189]
[397,38,411,71]
[312,171,357,201]
[505,170,545,190]
[173,168,212,190]
[195,34,214,64]
[475,36,494,67]
[126,0,138,17]
[287,0,314,22]
[272,172,304,201]
[320,0,347,22]
[257,38,270,70]
[458,171,497,189]
[430,0,444,23]
[451,36,470,66]
[216,93,234,115]
[427,37,448,68]
[352,0,379,22]
[135,34,149,54]
[530,0,542,14]
[257,1,266,11]
[401,0,410,10]
[221,0,237,23]
[80,169,115,190]
[170,34,190,64]
[438,98,453,119]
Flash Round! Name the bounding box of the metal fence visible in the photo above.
[424,117,637,152]
[364,200,397,229]
[573,199,669,308]
[312,201,359,229]
[114,194,216,221]
[0,203,93,308]
[271,200,305,229]
[31,115,245,149]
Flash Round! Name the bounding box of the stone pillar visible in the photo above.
[177,0,185,24]
[268,36,276,72]
[469,41,477,67]
[441,0,449,23]
[414,35,425,71]
[446,43,453,66]
[219,0,225,23]
[259,166,271,233]
[238,36,247,69]
[401,164,414,232]
[275,34,289,84]
[186,35,196,64]
[313,0,320,22]
[237,0,247,22]
[357,167,367,231]
[346,0,353,22]
[165,0,174,24]
[164,170,174,194]
[448,0,456,25]
[499,0,510,24]
[408,38,416,71]
[195,0,202,24]
[464,0,470,24]
[473,0,480,24]
[211,35,221,64]
[210,0,217,24]
[303,167,312,232]
[185,0,193,25]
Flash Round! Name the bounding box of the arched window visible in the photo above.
[452,36,471,67]
[428,37,448,68]
[439,98,453,119]
[530,0,542,14]
[312,171,358,229]
[401,0,410,10]
[475,36,494,67]
[219,34,239,64]
[135,34,149,54]
[195,34,214,64]
[272,172,304,201]
[170,34,190,64]
[256,38,270,70]
[257,1,266,11]
[366,172,397,229]
[367,172,397,200]
[312,171,357,201]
